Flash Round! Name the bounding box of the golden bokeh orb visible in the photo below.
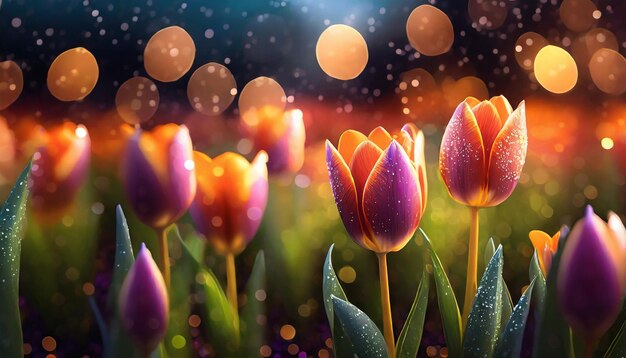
[315,24,368,80]
[589,48,626,95]
[441,76,489,108]
[534,45,578,94]
[115,76,160,125]
[406,5,454,56]
[0,60,23,110]
[239,76,286,126]
[47,47,99,102]
[187,62,237,116]
[144,26,196,82]
[514,32,549,70]
[559,0,597,32]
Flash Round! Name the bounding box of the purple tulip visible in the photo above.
[325,125,426,253]
[558,206,626,338]
[122,124,196,229]
[119,243,169,355]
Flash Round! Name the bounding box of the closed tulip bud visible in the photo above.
[30,122,90,219]
[119,243,169,355]
[326,125,426,253]
[122,124,196,229]
[529,229,560,276]
[189,151,269,255]
[439,96,527,208]
[242,106,306,175]
[558,206,626,339]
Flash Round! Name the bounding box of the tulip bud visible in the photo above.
[189,150,269,255]
[439,95,527,208]
[30,122,90,220]
[529,230,560,276]
[119,243,169,355]
[558,206,626,338]
[122,124,196,229]
[241,106,306,175]
[326,125,426,253]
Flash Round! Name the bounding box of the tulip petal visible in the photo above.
[368,126,393,150]
[529,230,551,274]
[471,100,503,159]
[349,140,383,202]
[338,130,368,165]
[414,130,427,213]
[464,96,481,108]
[439,102,486,206]
[485,101,527,206]
[167,126,196,223]
[489,95,513,124]
[326,141,373,250]
[558,206,622,337]
[362,141,421,253]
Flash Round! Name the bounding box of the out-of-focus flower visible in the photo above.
[326,124,426,253]
[241,106,306,175]
[529,229,561,276]
[119,243,169,355]
[439,95,527,207]
[189,151,268,255]
[30,122,91,219]
[0,116,16,185]
[122,124,196,229]
[558,206,626,338]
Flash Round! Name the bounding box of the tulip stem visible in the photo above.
[377,253,396,357]
[583,337,597,358]
[462,207,480,329]
[226,253,240,328]
[157,228,171,290]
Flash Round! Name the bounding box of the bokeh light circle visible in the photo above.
[441,76,489,108]
[47,47,99,101]
[115,76,160,125]
[534,45,578,94]
[238,76,286,125]
[589,49,626,95]
[559,0,597,32]
[315,24,368,80]
[0,60,24,110]
[584,28,618,55]
[187,62,237,116]
[514,32,549,70]
[406,5,454,56]
[144,26,196,82]
[468,0,509,30]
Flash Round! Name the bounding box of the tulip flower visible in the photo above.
[529,229,561,276]
[325,124,427,356]
[438,95,527,327]
[122,123,196,288]
[558,206,626,352]
[0,116,16,185]
[189,150,268,319]
[119,243,169,356]
[29,122,91,221]
[241,106,306,175]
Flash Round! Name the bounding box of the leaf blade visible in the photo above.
[397,269,430,358]
[493,279,535,358]
[240,251,267,357]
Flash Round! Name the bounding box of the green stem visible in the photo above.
[226,253,240,330]
[157,228,170,290]
[462,207,480,329]
[377,253,396,357]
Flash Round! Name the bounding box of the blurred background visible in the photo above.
[1,0,626,356]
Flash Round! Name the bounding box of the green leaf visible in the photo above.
[197,268,239,356]
[397,269,430,358]
[322,244,355,358]
[529,251,547,317]
[463,245,504,358]
[331,295,389,358]
[484,237,495,269]
[493,279,535,358]
[0,162,31,357]
[500,279,513,334]
[105,205,138,358]
[240,251,267,357]
[420,229,462,357]
[605,319,626,357]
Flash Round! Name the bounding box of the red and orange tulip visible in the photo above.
[30,122,91,219]
[439,95,527,208]
[529,229,561,276]
[326,124,426,253]
[122,124,196,230]
[189,150,269,255]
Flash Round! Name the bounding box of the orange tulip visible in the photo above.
[30,122,91,219]
[189,151,269,255]
[529,229,561,276]
[439,95,527,208]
